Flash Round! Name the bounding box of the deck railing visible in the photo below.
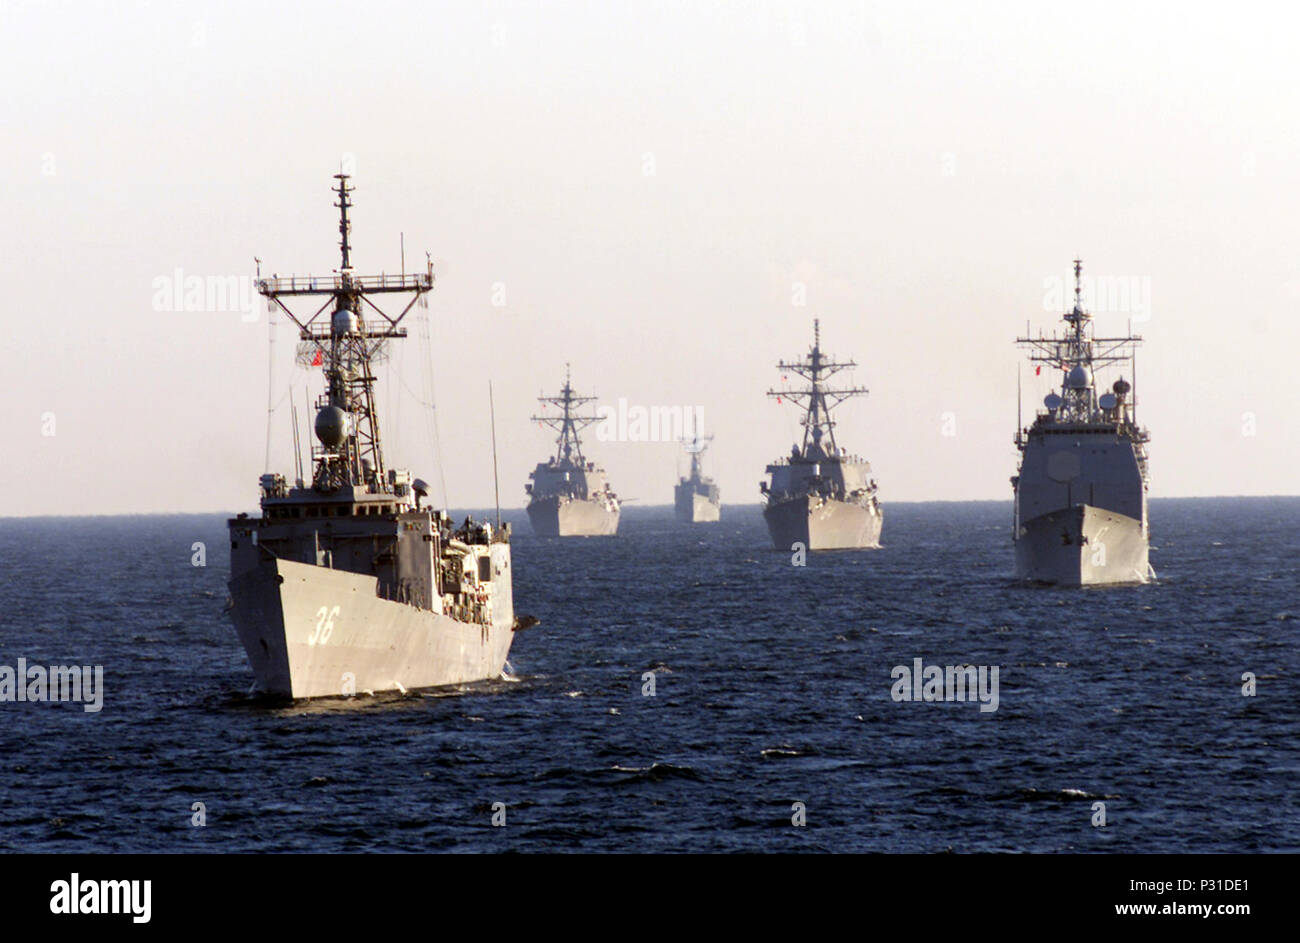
[257,273,432,295]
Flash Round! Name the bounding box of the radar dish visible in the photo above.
[1044,393,1062,410]
[1099,393,1117,410]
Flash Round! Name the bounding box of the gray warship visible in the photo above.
[525,366,621,537]
[760,320,883,550]
[674,434,721,523]
[227,175,521,699]
[1012,260,1152,586]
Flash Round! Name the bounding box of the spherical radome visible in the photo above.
[315,406,349,446]
[1066,365,1092,389]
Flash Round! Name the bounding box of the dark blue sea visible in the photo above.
[1,498,1296,853]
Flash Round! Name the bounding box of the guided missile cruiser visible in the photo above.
[1012,259,1152,586]
[525,366,621,537]
[227,175,525,698]
[675,434,721,523]
[760,320,882,550]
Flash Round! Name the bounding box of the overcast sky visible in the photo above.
[5,0,1298,516]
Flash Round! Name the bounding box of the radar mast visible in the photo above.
[767,319,868,458]
[257,175,433,493]
[1016,259,1143,429]
[680,433,713,481]
[532,364,601,465]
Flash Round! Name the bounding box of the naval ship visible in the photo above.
[1012,260,1152,586]
[760,320,882,550]
[525,366,621,537]
[674,434,721,523]
[227,175,522,698]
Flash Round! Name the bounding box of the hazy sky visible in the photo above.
[6,0,1298,516]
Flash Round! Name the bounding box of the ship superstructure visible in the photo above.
[1012,259,1152,585]
[760,320,882,550]
[674,434,721,523]
[525,366,621,537]
[227,175,520,698]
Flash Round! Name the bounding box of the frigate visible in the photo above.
[674,434,721,523]
[227,175,525,699]
[525,366,621,537]
[1012,260,1152,586]
[760,320,882,550]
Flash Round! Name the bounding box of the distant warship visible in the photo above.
[227,175,524,698]
[674,434,721,523]
[760,320,882,550]
[1012,260,1152,586]
[525,366,621,537]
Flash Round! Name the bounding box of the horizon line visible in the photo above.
[3,493,1300,521]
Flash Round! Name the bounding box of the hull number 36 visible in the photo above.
[308,605,341,646]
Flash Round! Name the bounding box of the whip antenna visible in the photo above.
[489,381,501,529]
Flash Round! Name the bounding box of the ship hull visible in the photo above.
[763,494,883,550]
[675,488,720,523]
[228,555,515,699]
[526,495,620,537]
[1014,504,1149,586]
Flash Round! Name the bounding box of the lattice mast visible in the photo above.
[257,175,433,492]
[767,319,869,456]
[1016,259,1142,427]
[681,433,713,480]
[532,364,601,464]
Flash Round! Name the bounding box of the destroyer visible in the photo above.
[674,434,721,523]
[525,366,621,536]
[227,175,522,698]
[760,320,882,550]
[1012,260,1152,585]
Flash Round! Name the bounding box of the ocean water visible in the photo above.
[0,498,1296,853]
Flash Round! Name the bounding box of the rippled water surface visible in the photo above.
[0,498,1296,852]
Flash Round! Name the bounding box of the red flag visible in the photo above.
[311,349,323,366]
[1035,365,1041,376]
